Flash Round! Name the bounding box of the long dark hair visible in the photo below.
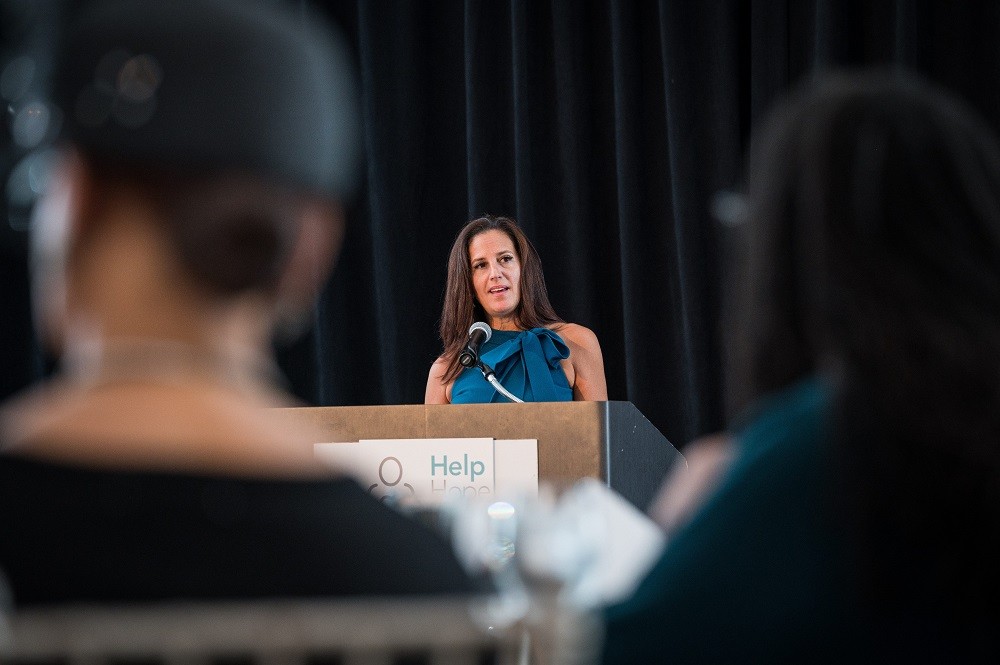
[727,71,1000,628]
[437,215,562,383]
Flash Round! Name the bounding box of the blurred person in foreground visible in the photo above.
[425,215,607,404]
[0,0,476,605]
[603,71,1000,663]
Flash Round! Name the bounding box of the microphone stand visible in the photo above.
[477,361,524,403]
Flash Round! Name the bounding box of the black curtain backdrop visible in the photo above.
[3,1,1000,450]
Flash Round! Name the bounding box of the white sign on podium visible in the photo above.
[315,438,538,506]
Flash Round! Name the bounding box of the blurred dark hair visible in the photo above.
[437,215,562,383]
[54,0,359,200]
[84,155,320,297]
[726,70,1000,628]
[48,0,356,300]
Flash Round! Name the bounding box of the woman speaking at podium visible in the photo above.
[425,215,607,404]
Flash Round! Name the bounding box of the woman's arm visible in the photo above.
[424,357,451,404]
[559,323,608,401]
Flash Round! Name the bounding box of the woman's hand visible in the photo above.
[648,433,736,535]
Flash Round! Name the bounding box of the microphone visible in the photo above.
[458,321,492,368]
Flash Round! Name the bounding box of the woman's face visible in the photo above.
[468,229,521,326]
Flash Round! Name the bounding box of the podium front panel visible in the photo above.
[276,401,678,509]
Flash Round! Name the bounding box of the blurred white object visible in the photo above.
[448,495,531,630]
[446,487,612,665]
[448,479,665,613]
[521,479,665,608]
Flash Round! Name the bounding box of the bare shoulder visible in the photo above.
[1,381,333,477]
[428,355,450,378]
[425,355,452,404]
[551,323,607,401]
[553,322,601,352]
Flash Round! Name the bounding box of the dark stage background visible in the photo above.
[3,1,999,450]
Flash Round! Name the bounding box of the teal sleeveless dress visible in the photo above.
[451,327,573,403]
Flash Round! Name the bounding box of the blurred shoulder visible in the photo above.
[0,380,76,449]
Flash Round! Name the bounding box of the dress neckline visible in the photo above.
[489,327,523,336]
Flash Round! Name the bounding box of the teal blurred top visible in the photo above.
[601,378,871,663]
[451,327,572,403]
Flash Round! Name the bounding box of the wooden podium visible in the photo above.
[276,401,680,510]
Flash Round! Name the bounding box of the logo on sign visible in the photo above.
[367,456,416,502]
